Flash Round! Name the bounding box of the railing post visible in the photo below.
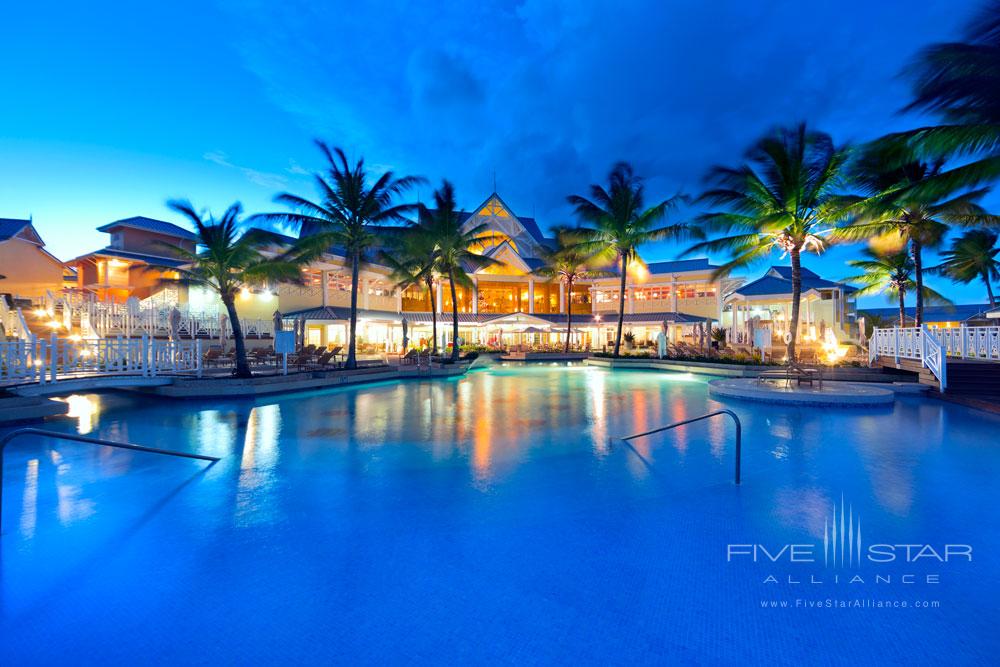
[893,327,899,365]
[196,339,203,378]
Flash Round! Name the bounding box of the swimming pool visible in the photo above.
[2,363,998,664]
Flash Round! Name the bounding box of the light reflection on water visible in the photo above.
[3,363,1000,663]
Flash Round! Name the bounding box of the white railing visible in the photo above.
[1,298,32,341]
[932,326,1000,361]
[869,326,947,390]
[1,335,204,384]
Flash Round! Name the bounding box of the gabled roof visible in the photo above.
[463,192,549,247]
[645,258,718,275]
[0,218,36,242]
[67,247,187,268]
[98,216,198,241]
[728,265,856,298]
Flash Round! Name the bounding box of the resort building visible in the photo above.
[281,193,723,352]
[0,218,66,299]
[859,303,997,329]
[66,216,197,304]
[721,265,858,352]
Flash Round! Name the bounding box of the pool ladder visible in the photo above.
[0,427,220,535]
[620,409,742,484]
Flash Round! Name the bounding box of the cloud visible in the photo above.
[219,0,974,251]
[203,150,289,190]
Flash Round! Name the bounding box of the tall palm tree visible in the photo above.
[421,181,498,361]
[380,224,441,353]
[845,248,950,328]
[934,229,1000,307]
[152,200,323,378]
[833,143,999,325]
[530,228,612,352]
[568,162,688,357]
[686,124,849,362]
[255,141,423,369]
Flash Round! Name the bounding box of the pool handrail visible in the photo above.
[620,409,742,484]
[0,427,221,535]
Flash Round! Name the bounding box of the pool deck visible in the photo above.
[0,362,472,420]
[707,377,903,406]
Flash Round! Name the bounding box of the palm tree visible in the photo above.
[420,181,498,361]
[153,200,323,378]
[568,162,688,357]
[876,2,1000,198]
[255,142,423,369]
[380,224,441,354]
[686,124,849,362]
[845,248,950,328]
[530,228,612,352]
[834,143,999,325]
[934,229,1000,307]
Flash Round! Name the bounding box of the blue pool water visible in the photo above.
[1,362,998,664]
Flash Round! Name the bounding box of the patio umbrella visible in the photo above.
[219,312,229,351]
[401,318,409,351]
[168,306,182,342]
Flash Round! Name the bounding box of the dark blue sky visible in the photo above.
[1,1,989,306]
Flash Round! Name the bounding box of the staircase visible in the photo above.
[943,361,1000,400]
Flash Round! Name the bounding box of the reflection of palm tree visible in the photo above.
[569,162,688,357]
[686,124,848,362]
[934,229,1000,307]
[256,142,423,369]
[530,228,612,352]
[845,248,950,327]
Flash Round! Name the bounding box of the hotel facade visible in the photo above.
[3,193,861,352]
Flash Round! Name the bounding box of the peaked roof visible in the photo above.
[0,218,34,242]
[644,258,718,275]
[463,192,550,247]
[728,265,856,298]
[98,216,198,241]
[66,247,188,268]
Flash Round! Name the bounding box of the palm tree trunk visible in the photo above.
[564,277,573,354]
[984,270,997,308]
[427,278,438,354]
[345,250,360,370]
[787,248,802,364]
[899,288,906,329]
[448,269,460,361]
[614,257,627,357]
[223,294,252,378]
[912,239,924,327]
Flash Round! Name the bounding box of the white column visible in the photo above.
[528,279,535,314]
[671,280,678,312]
[321,270,329,307]
[435,281,443,315]
[559,282,566,313]
[395,289,402,313]
[627,285,635,314]
[362,277,370,310]
[472,277,479,315]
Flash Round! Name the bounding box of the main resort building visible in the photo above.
[274,194,731,352]
[5,193,860,353]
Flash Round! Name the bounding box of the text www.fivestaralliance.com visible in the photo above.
[760,599,941,609]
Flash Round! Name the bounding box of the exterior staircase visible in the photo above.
[943,360,1000,400]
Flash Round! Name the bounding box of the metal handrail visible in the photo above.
[621,409,742,484]
[1,427,221,534]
